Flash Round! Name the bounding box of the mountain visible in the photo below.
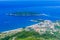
[0,20,60,40]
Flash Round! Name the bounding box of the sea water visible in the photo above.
[0,1,60,32]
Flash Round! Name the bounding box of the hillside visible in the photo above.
[0,30,60,40]
[0,20,60,40]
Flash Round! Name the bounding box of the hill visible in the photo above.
[0,20,60,40]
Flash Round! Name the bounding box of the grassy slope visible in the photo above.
[12,30,59,40]
[15,36,58,40]
[1,30,60,40]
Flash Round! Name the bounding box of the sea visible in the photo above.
[0,1,60,32]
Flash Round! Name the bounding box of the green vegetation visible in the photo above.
[0,30,60,40]
[1,20,60,40]
[12,12,39,16]
[15,37,58,40]
[15,31,60,40]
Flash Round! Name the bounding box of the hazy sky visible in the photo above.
[0,0,60,1]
